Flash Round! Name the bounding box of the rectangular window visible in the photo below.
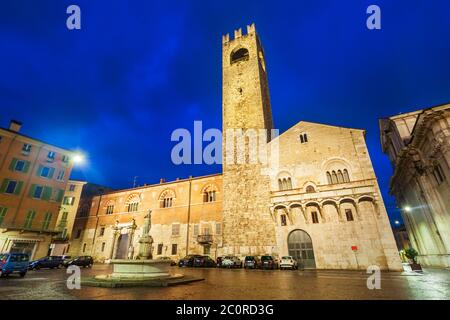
[157,244,163,255]
[40,166,50,178]
[172,224,180,236]
[171,244,178,255]
[82,243,86,253]
[33,185,44,199]
[345,209,354,222]
[69,184,76,192]
[63,196,75,205]
[0,207,7,226]
[42,212,52,230]
[62,155,69,163]
[5,180,17,194]
[193,224,199,236]
[101,242,106,252]
[280,214,287,226]
[56,170,65,181]
[99,227,105,237]
[215,223,222,235]
[22,143,32,154]
[61,211,69,221]
[203,245,210,255]
[106,205,114,215]
[47,151,56,161]
[311,211,319,224]
[75,229,82,239]
[14,160,25,172]
[24,210,36,229]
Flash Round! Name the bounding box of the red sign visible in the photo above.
[351,246,358,251]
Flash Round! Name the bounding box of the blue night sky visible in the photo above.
[1,1,450,225]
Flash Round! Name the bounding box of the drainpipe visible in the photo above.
[91,194,102,255]
[185,176,192,256]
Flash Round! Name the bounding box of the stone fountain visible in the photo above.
[83,210,202,287]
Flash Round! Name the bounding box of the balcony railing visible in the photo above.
[197,234,213,244]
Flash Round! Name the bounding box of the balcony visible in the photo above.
[197,234,213,244]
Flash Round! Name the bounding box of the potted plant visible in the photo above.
[404,248,422,272]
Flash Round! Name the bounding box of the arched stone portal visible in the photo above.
[288,229,316,269]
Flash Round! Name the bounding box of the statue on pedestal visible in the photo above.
[137,210,154,260]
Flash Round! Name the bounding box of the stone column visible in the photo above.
[109,229,120,260]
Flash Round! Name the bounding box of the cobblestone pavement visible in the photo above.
[1,264,449,300]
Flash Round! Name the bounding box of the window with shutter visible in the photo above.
[0,207,7,226]
[42,212,52,230]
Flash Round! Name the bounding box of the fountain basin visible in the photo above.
[97,259,171,280]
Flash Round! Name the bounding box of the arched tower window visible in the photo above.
[306,186,315,193]
[343,169,350,183]
[331,171,338,184]
[337,170,344,183]
[230,48,249,64]
[326,172,332,184]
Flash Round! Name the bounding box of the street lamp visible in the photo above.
[72,153,86,166]
[404,206,412,213]
[394,220,400,225]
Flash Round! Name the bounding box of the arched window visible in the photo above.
[331,171,338,184]
[299,133,308,144]
[230,48,249,64]
[343,169,350,183]
[202,184,218,203]
[278,179,283,190]
[287,178,292,189]
[337,170,344,183]
[306,186,315,193]
[326,172,332,184]
[125,194,140,212]
[159,189,175,208]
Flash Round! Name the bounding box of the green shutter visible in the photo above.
[14,181,23,195]
[0,207,7,226]
[23,161,30,173]
[42,212,52,230]
[48,168,55,179]
[9,158,17,171]
[24,210,35,229]
[37,165,43,177]
[28,184,37,198]
[42,186,52,201]
[0,179,9,193]
[56,189,64,202]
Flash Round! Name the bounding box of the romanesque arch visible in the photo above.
[287,229,316,269]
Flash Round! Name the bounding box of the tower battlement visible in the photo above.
[222,23,256,45]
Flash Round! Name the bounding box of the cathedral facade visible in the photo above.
[69,24,402,271]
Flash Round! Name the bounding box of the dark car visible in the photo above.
[29,256,63,270]
[178,255,203,267]
[244,256,261,269]
[260,255,279,270]
[0,253,29,277]
[158,256,177,266]
[64,256,94,268]
[216,256,223,268]
[193,256,216,268]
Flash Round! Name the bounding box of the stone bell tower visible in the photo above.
[221,23,277,256]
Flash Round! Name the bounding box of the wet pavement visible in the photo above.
[0,264,449,300]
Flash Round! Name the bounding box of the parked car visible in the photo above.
[260,255,279,269]
[59,255,72,264]
[29,256,63,270]
[279,256,298,270]
[193,256,216,268]
[63,256,94,268]
[221,256,242,268]
[158,256,177,266]
[0,253,29,277]
[243,256,261,269]
[178,255,203,267]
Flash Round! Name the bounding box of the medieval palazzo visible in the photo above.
[69,24,402,271]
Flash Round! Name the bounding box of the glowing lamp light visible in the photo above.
[394,220,400,225]
[404,206,412,212]
[73,153,85,165]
